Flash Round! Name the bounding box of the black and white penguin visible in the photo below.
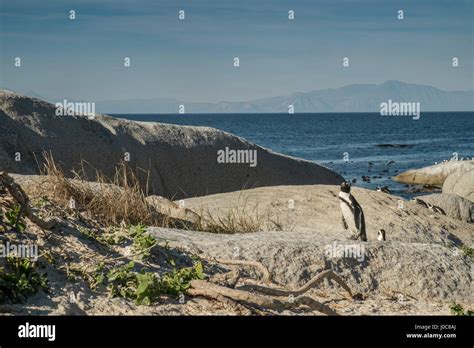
[376,186,391,194]
[377,229,386,241]
[427,203,446,215]
[411,197,429,209]
[339,182,367,242]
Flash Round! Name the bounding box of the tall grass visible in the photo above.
[194,197,264,234]
[41,152,172,227]
[193,194,293,234]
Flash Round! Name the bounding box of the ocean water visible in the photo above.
[112,112,474,198]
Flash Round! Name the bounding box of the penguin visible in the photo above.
[339,182,367,241]
[411,197,429,209]
[376,186,391,194]
[427,203,446,215]
[377,229,386,241]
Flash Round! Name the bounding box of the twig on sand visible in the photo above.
[186,287,254,315]
[188,279,339,316]
[188,256,353,315]
[237,269,353,299]
[0,172,60,230]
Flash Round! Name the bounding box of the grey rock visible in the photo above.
[0,90,343,199]
[443,170,474,202]
[420,193,473,223]
[394,160,474,186]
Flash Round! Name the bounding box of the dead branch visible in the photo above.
[237,269,353,299]
[0,172,60,230]
[190,254,352,314]
[186,287,253,315]
[188,279,338,315]
[209,268,241,287]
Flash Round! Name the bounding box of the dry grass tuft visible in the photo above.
[40,152,176,227]
[195,201,263,234]
[193,194,294,234]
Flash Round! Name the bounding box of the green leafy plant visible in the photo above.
[3,204,26,232]
[135,272,162,305]
[159,260,205,296]
[128,224,156,258]
[461,245,474,259]
[65,262,106,290]
[449,302,473,316]
[449,302,464,315]
[105,262,162,305]
[0,257,49,304]
[106,261,138,299]
[90,262,106,290]
[78,226,116,245]
[105,260,205,305]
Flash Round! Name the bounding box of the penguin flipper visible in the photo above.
[354,201,367,242]
[358,211,367,241]
[342,215,348,229]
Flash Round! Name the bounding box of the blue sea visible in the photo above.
[112,112,474,198]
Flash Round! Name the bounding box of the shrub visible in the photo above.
[128,224,156,258]
[0,204,26,232]
[0,257,49,304]
[449,302,473,316]
[104,260,205,305]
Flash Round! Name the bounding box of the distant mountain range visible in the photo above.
[16,80,474,113]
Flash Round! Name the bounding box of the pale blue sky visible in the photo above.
[1,0,472,102]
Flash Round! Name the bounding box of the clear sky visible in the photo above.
[1,0,472,102]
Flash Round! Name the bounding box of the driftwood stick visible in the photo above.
[237,270,353,299]
[186,287,253,315]
[0,172,60,230]
[188,279,338,315]
[199,256,271,283]
[209,269,241,287]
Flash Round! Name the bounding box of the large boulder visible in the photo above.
[393,160,474,186]
[443,170,474,202]
[419,193,473,223]
[0,90,343,199]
